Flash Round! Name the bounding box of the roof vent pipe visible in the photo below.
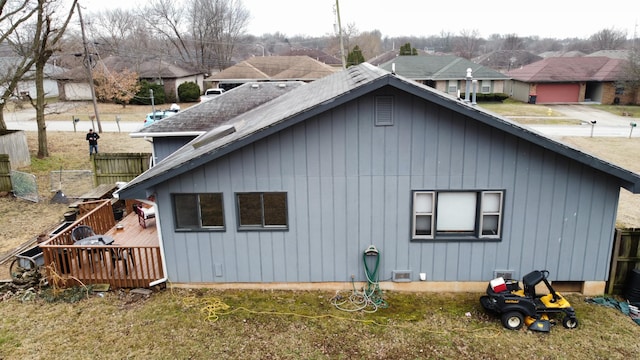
[392,63,396,75]
[464,68,472,103]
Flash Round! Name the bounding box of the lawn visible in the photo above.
[2,101,640,359]
[1,288,639,359]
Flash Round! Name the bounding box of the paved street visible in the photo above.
[2,103,638,137]
[4,104,144,133]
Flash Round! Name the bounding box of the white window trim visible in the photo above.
[412,190,504,240]
[481,80,491,94]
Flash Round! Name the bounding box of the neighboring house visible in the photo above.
[376,55,510,97]
[0,57,65,98]
[132,81,304,163]
[473,50,543,73]
[116,63,640,295]
[54,56,205,102]
[204,56,338,90]
[506,57,639,105]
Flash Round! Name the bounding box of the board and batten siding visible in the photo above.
[155,89,619,284]
[153,137,195,163]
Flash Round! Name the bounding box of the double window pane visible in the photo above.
[237,192,288,229]
[174,193,224,230]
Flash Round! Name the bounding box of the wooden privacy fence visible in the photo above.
[608,228,640,294]
[0,154,10,192]
[93,153,151,186]
[0,130,30,169]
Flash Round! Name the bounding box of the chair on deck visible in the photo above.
[71,225,96,242]
[71,225,97,270]
[133,203,155,229]
[110,247,135,275]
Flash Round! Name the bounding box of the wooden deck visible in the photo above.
[39,200,164,289]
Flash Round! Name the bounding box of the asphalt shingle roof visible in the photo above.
[55,56,201,81]
[377,55,509,80]
[207,56,338,81]
[137,81,304,134]
[507,56,629,82]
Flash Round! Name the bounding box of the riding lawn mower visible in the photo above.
[480,270,579,332]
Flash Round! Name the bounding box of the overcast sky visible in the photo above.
[79,0,639,40]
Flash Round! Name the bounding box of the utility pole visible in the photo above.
[335,0,346,69]
[77,3,102,133]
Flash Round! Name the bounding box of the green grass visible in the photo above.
[1,288,639,359]
[593,104,640,118]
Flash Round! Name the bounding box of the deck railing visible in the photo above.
[39,200,164,289]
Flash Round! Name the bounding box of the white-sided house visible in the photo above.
[132,81,304,164]
[116,63,640,295]
[0,57,64,98]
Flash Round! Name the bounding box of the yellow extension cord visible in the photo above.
[173,287,501,339]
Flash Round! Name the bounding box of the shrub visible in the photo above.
[459,93,509,102]
[177,82,201,102]
[132,81,166,105]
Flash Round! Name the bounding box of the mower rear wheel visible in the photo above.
[562,316,579,329]
[501,311,524,330]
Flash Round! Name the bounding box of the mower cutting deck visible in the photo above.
[480,270,578,332]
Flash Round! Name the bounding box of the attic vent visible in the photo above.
[278,83,286,88]
[192,125,236,149]
[392,270,412,282]
[494,270,515,280]
[251,84,260,89]
[375,96,394,126]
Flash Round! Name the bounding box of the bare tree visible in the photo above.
[142,0,249,71]
[3,0,77,156]
[454,29,480,59]
[87,8,139,56]
[0,0,39,130]
[502,34,524,51]
[591,28,627,51]
[353,29,382,60]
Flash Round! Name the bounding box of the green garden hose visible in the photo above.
[331,245,388,312]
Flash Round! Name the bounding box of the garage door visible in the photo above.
[536,83,580,103]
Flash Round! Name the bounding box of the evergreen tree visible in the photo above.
[346,45,365,67]
[399,42,418,55]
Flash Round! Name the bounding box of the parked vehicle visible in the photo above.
[143,104,180,127]
[201,88,225,101]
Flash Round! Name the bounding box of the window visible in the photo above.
[412,190,503,240]
[481,80,491,93]
[236,192,288,230]
[447,81,458,95]
[174,193,225,231]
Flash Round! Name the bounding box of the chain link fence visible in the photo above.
[10,170,38,202]
[49,170,94,198]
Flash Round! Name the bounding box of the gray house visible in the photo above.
[116,63,640,295]
[133,81,303,164]
[377,55,510,97]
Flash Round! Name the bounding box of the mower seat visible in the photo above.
[523,270,545,298]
